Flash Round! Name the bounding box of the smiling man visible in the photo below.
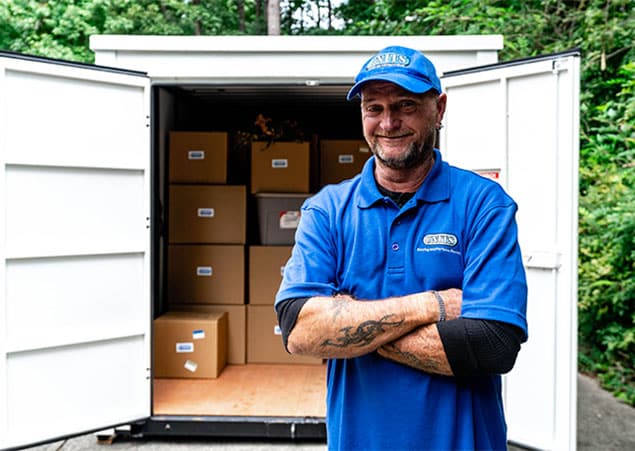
[275,46,528,450]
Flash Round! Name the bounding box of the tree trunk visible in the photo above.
[267,0,281,35]
[193,0,202,35]
[238,0,245,33]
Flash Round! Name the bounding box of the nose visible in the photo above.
[379,109,401,131]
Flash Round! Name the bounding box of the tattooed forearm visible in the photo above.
[380,342,442,374]
[330,295,349,320]
[321,315,404,348]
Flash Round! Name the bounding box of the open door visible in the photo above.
[440,50,580,450]
[0,52,151,449]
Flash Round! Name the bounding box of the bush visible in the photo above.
[578,61,635,405]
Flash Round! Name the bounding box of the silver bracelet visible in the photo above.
[432,290,446,322]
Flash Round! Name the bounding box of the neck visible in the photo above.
[374,154,435,192]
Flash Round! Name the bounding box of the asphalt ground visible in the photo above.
[23,373,635,451]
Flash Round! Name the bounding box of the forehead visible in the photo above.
[360,81,421,101]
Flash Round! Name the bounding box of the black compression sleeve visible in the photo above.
[275,297,310,352]
[437,318,525,379]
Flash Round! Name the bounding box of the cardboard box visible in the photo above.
[251,141,310,194]
[255,193,311,245]
[320,139,371,186]
[247,305,323,365]
[170,304,246,364]
[168,245,245,305]
[169,131,228,184]
[169,185,246,244]
[249,246,292,305]
[154,311,227,378]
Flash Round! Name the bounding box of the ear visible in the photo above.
[436,93,447,126]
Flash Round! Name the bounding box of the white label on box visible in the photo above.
[196,266,213,277]
[272,158,288,169]
[280,265,285,276]
[188,150,205,160]
[359,145,370,153]
[192,329,205,340]
[338,154,354,164]
[198,208,215,218]
[274,325,282,335]
[176,342,194,353]
[279,211,301,229]
[184,360,198,372]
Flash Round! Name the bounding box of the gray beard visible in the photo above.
[372,137,435,170]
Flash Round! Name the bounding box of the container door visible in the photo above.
[440,50,580,451]
[0,53,151,449]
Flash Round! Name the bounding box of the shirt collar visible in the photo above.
[356,149,450,209]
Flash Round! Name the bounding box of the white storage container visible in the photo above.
[0,37,579,450]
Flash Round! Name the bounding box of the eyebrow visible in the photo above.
[361,95,420,105]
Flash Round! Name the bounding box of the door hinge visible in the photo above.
[552,59,568,74]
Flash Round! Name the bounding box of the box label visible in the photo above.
[184,360,198,372]
[279,211,301,229]
[176,342,194,353]
[274,325,282,335]
[280,265,285,276]
[197,208,215,218]
[192,329,206,340]
[188,150,205,160]
[271,158,289,169]
[359,145,370,153]
[338,154,354,164]
[196,266,213,277]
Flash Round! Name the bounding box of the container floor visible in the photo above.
[153,363,327,417]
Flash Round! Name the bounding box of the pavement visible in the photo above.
[22,373,635,451]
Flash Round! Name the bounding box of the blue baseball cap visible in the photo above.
[347,45,442,100]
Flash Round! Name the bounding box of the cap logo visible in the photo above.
[366,53,410,71]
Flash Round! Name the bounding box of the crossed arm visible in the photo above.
[283,289,462,376]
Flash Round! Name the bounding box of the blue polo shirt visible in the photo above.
[276,150,528,450]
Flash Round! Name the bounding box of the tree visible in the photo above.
[0,0,267,62]
[267,0,280,34]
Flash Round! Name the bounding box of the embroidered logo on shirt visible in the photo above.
[422,233,458,247]
[417,233,461,256]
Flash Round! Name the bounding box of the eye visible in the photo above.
[363,104,383,117]
[396,100,418,114]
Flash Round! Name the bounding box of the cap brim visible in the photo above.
[346,73,438,101]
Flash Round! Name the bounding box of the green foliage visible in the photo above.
[0,0,105,61]
[578,60,635,405]
[0,0,266,62]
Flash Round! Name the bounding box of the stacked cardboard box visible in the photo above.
[250,141,311,194]
[154,311,228,379]
[247,245,322,364]
[161,133,324,371]
[169,131,228,184]
[248,141,323,365]
[164,131,246,373]
[319,139,371,186]
[251,141,312,247]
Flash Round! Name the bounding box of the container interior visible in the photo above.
[151,83,361,420]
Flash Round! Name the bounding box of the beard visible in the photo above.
[370,129,436,170]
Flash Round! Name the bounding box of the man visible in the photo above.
[275,46,528,450]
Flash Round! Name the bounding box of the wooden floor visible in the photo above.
[153,363,327,417]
